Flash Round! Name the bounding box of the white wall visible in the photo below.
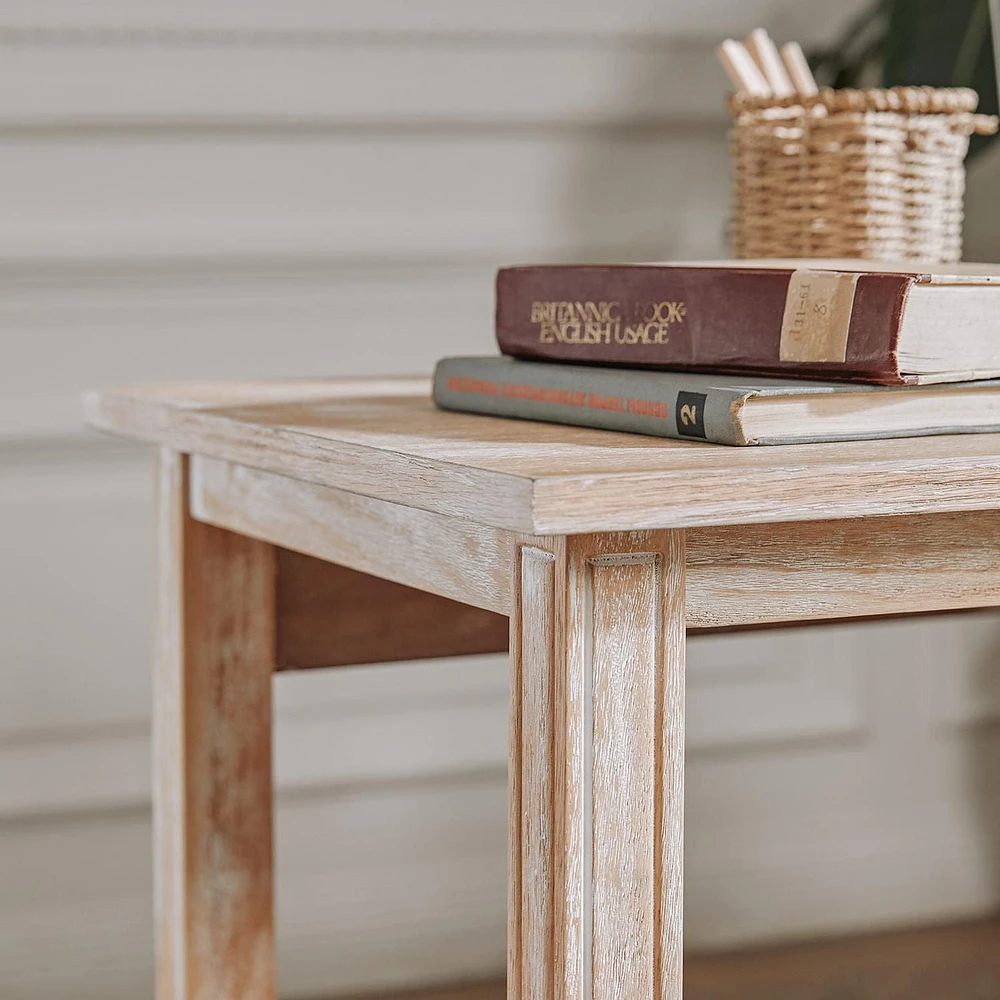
[3,2,1000,998]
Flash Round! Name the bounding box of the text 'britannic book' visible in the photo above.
[495,260,1000,385]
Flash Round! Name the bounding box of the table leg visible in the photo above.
[509,531,686,1000]
[154,449,277,1000]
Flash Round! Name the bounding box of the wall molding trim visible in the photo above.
[0,26,726,127]
[0,628,875,821]
[0,655,509,821]
[0,1,831,41]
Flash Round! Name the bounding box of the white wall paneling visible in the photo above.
[914,614,1000,728]
[0,0,871,134]
[0,445,154,733]
[0,132,731,263]
[0,650,510,818]
[0,1,868,43]
[0,263,499,438]
[0,780,509,1000]
[0,43,727,125]
[687,616,1000,948]
[686,627,864,751]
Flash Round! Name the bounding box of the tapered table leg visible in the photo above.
[509,531,686,1000]
[154,449,277,1000]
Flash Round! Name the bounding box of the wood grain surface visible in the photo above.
[189,460,1000,634]
[275,548,509,669]
[509,531,685,1000]
[86,381,1000,532]
[154,449,276,1000]
[685,509,1000,627]
[191,454,510,614]
[685,918,1000,1000]
[516,545,556,1000]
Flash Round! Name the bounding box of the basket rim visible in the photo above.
[729,85,989,117]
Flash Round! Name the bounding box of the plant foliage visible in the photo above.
[809,0,999,157]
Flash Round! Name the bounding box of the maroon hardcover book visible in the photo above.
[495,263,917,384]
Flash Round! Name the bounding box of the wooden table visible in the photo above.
[85,377,1000,1000]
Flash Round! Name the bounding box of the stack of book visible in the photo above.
[433,260,1000,446]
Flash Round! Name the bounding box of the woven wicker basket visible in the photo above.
[728,86,998,263]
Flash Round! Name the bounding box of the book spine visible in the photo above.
[433,357,752,446]
[495,265,913,385]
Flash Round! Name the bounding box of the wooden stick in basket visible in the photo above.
[717,38,771,97]
[780,41,819,97]
[745,28,796,98]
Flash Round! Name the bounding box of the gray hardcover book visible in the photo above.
[433,355,1000,446]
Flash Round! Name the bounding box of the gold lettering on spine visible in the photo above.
[529,300,685,348]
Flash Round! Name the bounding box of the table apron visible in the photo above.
[188,455,1000,667]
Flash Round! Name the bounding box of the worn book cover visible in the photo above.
[434,355,1000,446]
[495,260,1000,385]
